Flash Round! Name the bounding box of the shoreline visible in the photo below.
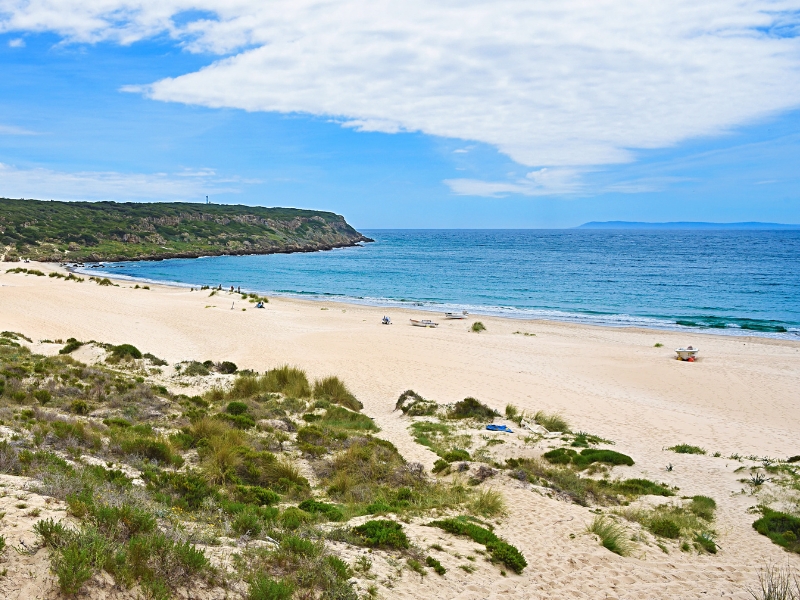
[72,261,800,342]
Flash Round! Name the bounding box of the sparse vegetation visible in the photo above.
[668,444,707,455]
[587,515,631,556]
[543,447,634,469]
[428,517,527,574]
[753,509,800,554]
[534,410,570,432]
[747,562,800,600]
[471,321,486,333]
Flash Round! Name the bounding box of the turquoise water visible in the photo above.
[82,229,800,339]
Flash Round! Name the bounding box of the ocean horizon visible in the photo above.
[79,229,800,340]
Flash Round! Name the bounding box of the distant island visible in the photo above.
[0,198,372,262]
[577,221,800,230]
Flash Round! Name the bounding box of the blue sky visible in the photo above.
[1,2,800,228]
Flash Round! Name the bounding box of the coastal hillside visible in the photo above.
[0,198,371,262]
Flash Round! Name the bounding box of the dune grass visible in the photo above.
[587,516,632,556]
[667,444,707,455]
[313,376,362,410]
[534,410,570,433]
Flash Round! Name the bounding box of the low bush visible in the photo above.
[34,389,52,404]
[59,338,83,355]
[248,575,295,600]
[471,321,486,333]
[442,448,471,462]
[667,444,706,455]
[543,448,634,469]
[426,555,446,575]
[650,516,681,539]
[217,361,238,374]
[449,397,499,420]
[235,485,281,506]
[353,520,409,549]
[108,344,142,362]
[428,517,526,573]
[396,390,438,416]
[689,495,717,521]
[298,499,345,522]
[753,509,800,553]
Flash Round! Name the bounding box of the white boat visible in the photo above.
[444,310,469,319]
[410,319,439,328]
[675,346,699,361]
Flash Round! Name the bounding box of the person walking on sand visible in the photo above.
[231,301,235,310]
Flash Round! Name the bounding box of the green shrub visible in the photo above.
[313,376,362,410]
[59,338,83,355]
[543,447,633,469]
[34,518,70,547]
[426,555,446,575]
[471,321,486,333]
[34,389,52,404]
[109,343,142,361]
[52,539,95,595]
[395,390,437,416]
[226,401,249,415]
[217,412,256,429]
[119,436,182,466]
[753,508,800,553]
[248,575,295,600]
[486,540,527,573]
[432,459,450,474]
[0,534,5,555]
[442,449,471,462]
[235,485,281,506]
[103,417,132,428]
[217,361,238,374]
[278,534,321,561]
[649,517,681,539]
[279,507,312,530]
[609,478,674,497]
[667,444,706,455]
[298,499,345,522]
[694,531,717,554]
[689,496,717,521]
[429,517,525,573]
[183,361,211,376]
[534,410,570,432]
[449,397,499,420]
[71,399,90,415]
[232,506,263,536]
[353,520,409,549]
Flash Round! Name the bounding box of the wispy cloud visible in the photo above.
[0,124,37,135]
[0,163,251,201]
[446,168,586,197]
[8,37,25,47]
[3,1,800,171]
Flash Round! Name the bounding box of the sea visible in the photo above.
[80,229,800,340]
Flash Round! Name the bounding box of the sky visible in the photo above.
[1,1,800,228]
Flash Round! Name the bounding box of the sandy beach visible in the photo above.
[2,261,800,599]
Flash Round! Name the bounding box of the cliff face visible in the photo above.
[0,199,372,262]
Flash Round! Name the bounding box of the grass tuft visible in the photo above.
[667,444,706,455]
[587,515,631,556]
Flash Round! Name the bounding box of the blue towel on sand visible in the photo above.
[486,424,513,433]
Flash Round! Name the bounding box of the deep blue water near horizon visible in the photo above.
[84,229,800,339]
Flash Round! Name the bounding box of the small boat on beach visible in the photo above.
[444,310,469,319]
[410,319,439,328]
[675,346,699,361]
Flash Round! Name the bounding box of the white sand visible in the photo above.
[2,262,800,598]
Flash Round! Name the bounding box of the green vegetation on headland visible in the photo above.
[0,198,372,262]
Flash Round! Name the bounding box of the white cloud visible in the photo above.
[8,36,24,46]
[0,124,36,135]
[0,162,247,200]
[446,168,587,197]
[2,1,800,172]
